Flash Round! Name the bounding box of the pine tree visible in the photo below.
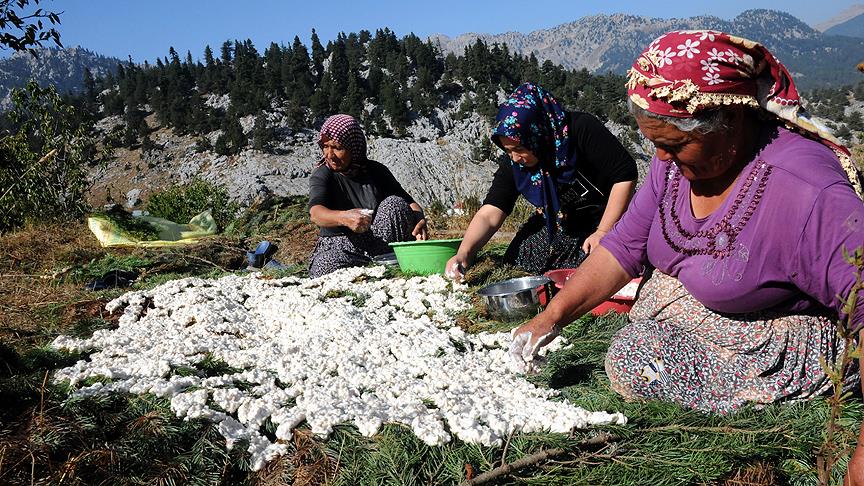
[344,32,364,71]
[380,79,408,136]
[137,116,152,146]
[367,66,383,101]
[82,68,96,105]
[289,36,314,106]
[204,45,215,67]
[214,134,229,156]
[339,73,364,119]
[326,40,350,112]
[220,40,233,64]
[410,66,436,116]
[222,116,247,154]
[540,59,564,92]
[252,114,275,151]
[310,73,331,118]
[310,29,325,83]
[123,98,145,148]
[521,53,541,84]
[264,42,283,95]
[201,45,215,92]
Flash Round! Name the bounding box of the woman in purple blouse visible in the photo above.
[510,30,864,480]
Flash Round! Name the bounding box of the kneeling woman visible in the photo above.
[446,83,637,278]
[308,114,427,278]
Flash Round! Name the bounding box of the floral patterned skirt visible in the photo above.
[308,196,417,278]
[503,214,588,274]
[604,271,854,414]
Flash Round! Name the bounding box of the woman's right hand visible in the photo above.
[509,315,560,365]
[341,209,372,233]
[445,254,468,282]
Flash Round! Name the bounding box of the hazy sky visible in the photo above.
[28,0,864,62]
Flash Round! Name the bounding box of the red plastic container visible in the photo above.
[542,269,642,315]
[590,298,635,315]
[545,268,578,290]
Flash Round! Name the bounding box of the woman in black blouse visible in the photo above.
[308,114,427,278]
[446,83,637,279]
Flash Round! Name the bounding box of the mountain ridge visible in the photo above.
[0,46,119,109]
[814,3,864,31]
[431,9,863,88]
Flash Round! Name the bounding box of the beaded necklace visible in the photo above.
[658,161,772,259]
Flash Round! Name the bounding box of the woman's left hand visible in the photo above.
[412,217,428,240]
[581,229,608,255]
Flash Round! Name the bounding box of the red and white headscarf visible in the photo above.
[626,30,862,196]
[316,114,368,175]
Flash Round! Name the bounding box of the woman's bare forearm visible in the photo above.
[309,205,348,228]
[455,204,507,264]
[542,246,632,327]
[597,180,636,232]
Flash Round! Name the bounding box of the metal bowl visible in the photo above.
[372,252,399,267]
[476,276,552,321]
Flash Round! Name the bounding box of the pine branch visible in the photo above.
[457,432,614,486]
[638,424,787,435]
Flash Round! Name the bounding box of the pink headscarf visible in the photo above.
[316,114,368,175]
[626,30,862,195]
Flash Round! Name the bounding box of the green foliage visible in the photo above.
[145,179,239,231]
[223,194,309,237]
[3,244,863,484]
[194,353,241,377]
[251,113,275,151]
[0,0,62,53]
[72,28,637,145]
[93,206,161,241]
[69,253,153,284]
[0,81,98,233]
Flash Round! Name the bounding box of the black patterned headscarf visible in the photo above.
[316,114,368,177]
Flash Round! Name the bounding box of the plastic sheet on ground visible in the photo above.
[87,210,217,248]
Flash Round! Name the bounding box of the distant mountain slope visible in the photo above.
[431,9,864,88]
[824,12,864,38]
[0,46,119,109]
[814,3,864,31]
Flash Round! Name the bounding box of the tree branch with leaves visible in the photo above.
[0,0,61,54]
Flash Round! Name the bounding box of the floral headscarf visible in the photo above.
[491,83,579,241]
[626,30,862,196]
[316,114,368,177]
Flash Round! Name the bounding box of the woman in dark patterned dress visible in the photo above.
[508,31,864,482]
[445,83,638,278]
[307,114,427,278]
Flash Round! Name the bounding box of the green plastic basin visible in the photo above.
[388,238,463,275]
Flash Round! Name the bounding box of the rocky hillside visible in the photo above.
[0,47,119,109]
[431,9,864,88]
[88,93,650,213]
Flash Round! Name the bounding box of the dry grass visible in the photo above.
[291,429,339,486]
[718,461,778,485]
[0,222,110,350]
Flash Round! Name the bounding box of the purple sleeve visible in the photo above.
[599,157,663,277]
[791,183,864,332]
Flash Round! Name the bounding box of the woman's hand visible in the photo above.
[341,209,372,233]
[582,229,609,255]
[412,217,428,241]
[445,254,469,282]
[509,314,560,364]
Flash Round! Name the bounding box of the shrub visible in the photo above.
[0,81,99,233]
[146,180,239,231]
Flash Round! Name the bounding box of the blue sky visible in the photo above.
[28,0,864,62]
